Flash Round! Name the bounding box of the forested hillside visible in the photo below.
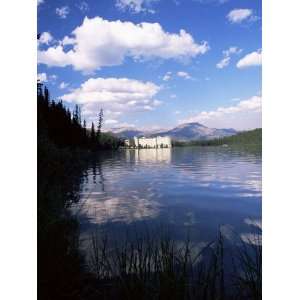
[173,128,262,147]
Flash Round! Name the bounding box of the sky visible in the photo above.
[37,0,262,131]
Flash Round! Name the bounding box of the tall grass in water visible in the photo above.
[231,234,262,300]
[85,228,261,300]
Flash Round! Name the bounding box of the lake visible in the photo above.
[72,146,261,252]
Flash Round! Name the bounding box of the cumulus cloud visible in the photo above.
[227,9,253,23]
[59,81,69,89]
[216,46,242,69]
[116,0,157,14]
[38,17,209,73]
[180,95,261,130]
[105,119,119,125]
[237,49,262,69]
[39,32,53,45]
[177,71,191,79]
[61,77,161,125]
[37,73,47,82]
[37,73,58,84]
[163,72,172,81]
[56,6,70,19]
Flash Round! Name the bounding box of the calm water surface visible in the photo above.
[73,146,261,248]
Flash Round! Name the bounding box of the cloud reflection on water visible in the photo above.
[77,193,162,225]
[74,147,261,238]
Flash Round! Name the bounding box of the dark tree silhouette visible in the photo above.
[97,108,103,139]
[83,119,87,138]
[90,122,96,147]
[44,86,49,104]
[38,82,120,151]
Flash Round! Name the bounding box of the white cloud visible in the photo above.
[223,46,242,57]
[37,73,47,82]
[163,71,172,81]
[180,95,261,130]
[170,94,177,99]
[59,81,69,89]
[227,9,253,23]
[61,77,161,124]
[237,49,262,69]
[105,119,119,125]
[116,0,157,14]
[37,73,58,84]
[56,6,70,19]
[163,71,192,81]
[38,17,209,73]
[177,71,191,79]
[39,32,53,45]
[216,57,230,69]
[216,46,242,69]
[77,1,89,12]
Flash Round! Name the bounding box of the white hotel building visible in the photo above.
[124,136,172,149]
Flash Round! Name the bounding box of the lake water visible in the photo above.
[73,146,261,250]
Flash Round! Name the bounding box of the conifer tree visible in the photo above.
[83,120,87,136]
[37,81,43,98]
[83,119,87,144]
[91,122,96,141]
[44,86,49,104]
[97,108,103,139]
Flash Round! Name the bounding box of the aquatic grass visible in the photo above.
[231,232,262,300]
[84,226,261,300]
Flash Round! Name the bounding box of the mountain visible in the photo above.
[109,127,144,139]
[111,123,237,141]
[149,123,237,141]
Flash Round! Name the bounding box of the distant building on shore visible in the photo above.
[124,136,172,149]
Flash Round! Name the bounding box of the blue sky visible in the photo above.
[37,0,261,131]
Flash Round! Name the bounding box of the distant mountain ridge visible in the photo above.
[110,123,237,141]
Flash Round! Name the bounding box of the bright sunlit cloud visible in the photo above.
[237,49,262,69]
[61,77,162,125]
[38,17,209,73]
[181,95,261,130]
[227,9,253,23]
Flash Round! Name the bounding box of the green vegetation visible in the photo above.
[173,128,262,148]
